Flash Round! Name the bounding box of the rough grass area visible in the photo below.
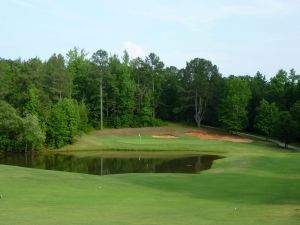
[1,125,300,225]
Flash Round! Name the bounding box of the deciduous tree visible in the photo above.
[21,114,45,150]
[219,76,251,131]
[254,99,279,138]
[0,101,23,150]
[273,111,298,148]
[47,98,80,148]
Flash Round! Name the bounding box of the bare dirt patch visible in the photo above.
[152,134,177,139]
[185,131,253,143]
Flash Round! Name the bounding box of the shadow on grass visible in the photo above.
[117,171,300,205]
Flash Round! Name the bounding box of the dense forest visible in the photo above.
[0,47,299,151]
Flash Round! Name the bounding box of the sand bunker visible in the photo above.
[185,131,253,143]
[152,134,177,139]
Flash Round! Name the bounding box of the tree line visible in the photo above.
[0,47,299,151]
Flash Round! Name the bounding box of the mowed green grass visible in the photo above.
[59,126,280,156]
[1,125,300,225]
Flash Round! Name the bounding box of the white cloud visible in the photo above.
[123,41,146,59]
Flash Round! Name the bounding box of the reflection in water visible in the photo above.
[0,152,220,175]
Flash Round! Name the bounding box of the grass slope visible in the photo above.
[1,125,300,225]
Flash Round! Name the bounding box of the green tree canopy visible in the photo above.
[290,100,300,140]
[267,69,288,110]
[273,111,298,148]
[181,58,220,127]
[47,98,80,148]
[254,99,279,137]
[219,76,251,131]
[44,54,72,102]
[21,114,45,150]
[67,47,89,101]
[0,101,23,151]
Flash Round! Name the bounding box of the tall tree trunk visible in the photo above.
[137,75,141,113]
[194,90,206,127]
[100,78,103,130]
[152,75,155,119]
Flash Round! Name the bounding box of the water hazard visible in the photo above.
[0,151,220,176]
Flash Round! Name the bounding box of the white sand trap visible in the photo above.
[152,135,177,139]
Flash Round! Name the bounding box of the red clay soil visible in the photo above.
[185,131,253,143]
[152,134,177,138]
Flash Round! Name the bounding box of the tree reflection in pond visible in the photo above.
[0,152,221,175]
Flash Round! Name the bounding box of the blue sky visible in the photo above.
[1,0,300,77]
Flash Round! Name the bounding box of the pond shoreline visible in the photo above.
[0,150,222,176]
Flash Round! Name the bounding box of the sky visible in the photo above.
[1,0,300,78]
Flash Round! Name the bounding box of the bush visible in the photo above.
[47,98,80,148]
[0,101,23,151]
[21,114,46,150]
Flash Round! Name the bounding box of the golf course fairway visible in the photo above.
[0,125,300,225]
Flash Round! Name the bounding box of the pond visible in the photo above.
[0,151,221,176]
